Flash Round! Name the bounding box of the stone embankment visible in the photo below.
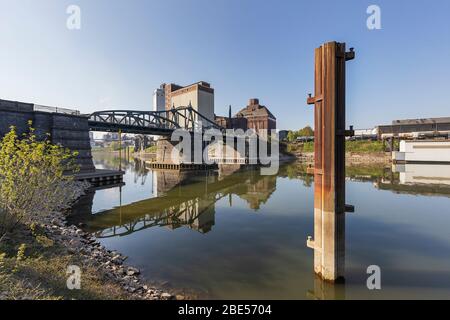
[294,152,391,165]
[42,186,186,300]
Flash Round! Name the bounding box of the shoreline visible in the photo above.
[39,187,189,300]
[44,219,169,299]
[289,151,391,165]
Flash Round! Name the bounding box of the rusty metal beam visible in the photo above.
[306,41,355,282]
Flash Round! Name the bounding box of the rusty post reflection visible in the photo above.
[306,41,355,282]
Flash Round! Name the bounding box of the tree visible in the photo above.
[287,126,314,142]
[287,131,296,142]
[298,126,314,137]
[0,124,87,242]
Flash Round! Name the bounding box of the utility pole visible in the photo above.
[118,129,122,171]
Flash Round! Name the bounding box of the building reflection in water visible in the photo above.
[69,161,277,238]
[356,163,450,197]
[69,157,450,299]
[393,163,450,186]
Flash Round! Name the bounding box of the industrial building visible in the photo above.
[235,98,276,133]
[161,81,215,127]
[377,117,450,140]
[214,106,247,131]
[152,85,165,112]
[214,99,277,133]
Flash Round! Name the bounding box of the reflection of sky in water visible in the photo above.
[87,161,156,213]
[72,154,450,299]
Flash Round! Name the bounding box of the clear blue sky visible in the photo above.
[1,0,449,130]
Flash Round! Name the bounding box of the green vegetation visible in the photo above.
[345,140,385,152]
[286,140,386,154]
[286,126,314,142]
[283,163,313,187]
[345,164,390,180]
[144,145,157,153]
[302,142,314,152]
[0,124,84,241]
[0,125,124,299]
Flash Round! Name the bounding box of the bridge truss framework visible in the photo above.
[87,106,224,135]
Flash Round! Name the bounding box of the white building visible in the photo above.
[152,86,166,112]
[393,140,450,164]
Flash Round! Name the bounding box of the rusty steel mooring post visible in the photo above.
[306,41,355,282]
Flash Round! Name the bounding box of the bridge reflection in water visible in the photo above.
[69,161,277,239]
[70,157,347,299]
[69,157,450,299]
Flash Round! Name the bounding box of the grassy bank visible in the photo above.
[287,140,386,153]
[0,223,128,300]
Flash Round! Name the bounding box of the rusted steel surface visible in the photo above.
[306,42,355,282]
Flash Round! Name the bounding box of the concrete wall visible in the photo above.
[171,90,197,111]
[0,104,95,172]
[156,138,183,164]
[198,90,214,124]
[156,136,204,164]
[170,88,214,127]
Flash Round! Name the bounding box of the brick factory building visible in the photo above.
[215,105,247,130]
[215,99,276,133]
[234,98,276,133]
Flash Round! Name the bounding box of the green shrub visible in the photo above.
[0,124,86,241]
[345,140,385,152]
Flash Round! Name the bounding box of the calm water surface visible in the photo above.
[69,153,450,299]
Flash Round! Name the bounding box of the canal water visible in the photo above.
[69,153,450,299]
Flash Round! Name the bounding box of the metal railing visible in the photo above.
[33,104,81,115]
[88,106,224,133]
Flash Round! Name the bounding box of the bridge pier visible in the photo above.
[156,138,184,165]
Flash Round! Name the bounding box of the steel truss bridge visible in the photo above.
[87,106,224,135]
